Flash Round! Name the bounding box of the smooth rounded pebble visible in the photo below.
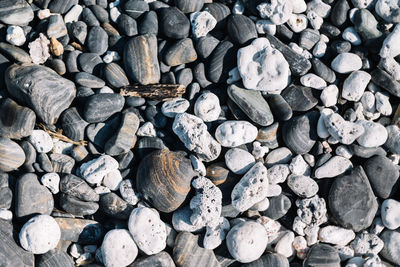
[287,175,318,198]
[314,156,353,179]
[80,155,119,185]
[161,98,190,118]
[19,215,61,254]
[40,173,60,194]
[215,120,258,147]
[331,53,362,73]
[226,221,268,263]
[318,225,356,246]
[341,70,371,101]
[28,130,53,153]
[128,207,167,255]
[225,148,255,175]
[381,199,400,230]
[356,120,388,148]
[101,229,138,267]
[194,92,221,122]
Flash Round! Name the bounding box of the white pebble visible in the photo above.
[231,162,269,212]
[40,173,60,194]
[226,221,268,263]
[375,0,400,23]
[342,71,371,101]
[98,86,114,94]
[37,9,51,20]
[312,40,327,58]
[320,85,339,107]
[293,236,309,259]
[287,13,308,33]
[335,145,353,159]
[375,92,392,116]
[6,26,26,46]
[194,92,221,122]
[307,10,324,30]
[275,231,295,258]
[190,11,216,40]
[267,164,290,184]
[251,197,270,211]
[161,98,190,118]
[255,20,276,35]
[381,199,400,230]
[225,148,255,175]
[360,91,376,114]
[80,155,119,185]
[356,120,388,148]
[128,207,167,255]
[189,154,206,176]
[317,108,334,139]
[233,0,245,14]
[19,215,61,254]
[172,206,205,232]
[64,5,83,23]
[289,42,304,55]
[257,0,292,25]
[314,156,353,179]
[94,186,111,196]
[0,209,12,221]
[203,217,230,250]
[69,243,83,258]
[292,0,307,13]
[324,113,365,145]
[119,179,140,206]
[101,229,138,267]
[307,0,331,18]
[215,120,258,147]
[110,7,121,23]
[300,73,327,90]
[289,155,308,175]
[136,122,156,137]
[331,53,362,74]
[28,130,53,153]
[287,175,318,198]
[342,27,362,45]
[252,141,269,159]
[319,225,356,246]
[102,169,122,191]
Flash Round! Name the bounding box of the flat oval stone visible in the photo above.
[60,174,99,202]
[47,14,68,39]
[303,243,340,267]
[287,175,318,198]
[124,34,160,85]
[281,84,318,112]
[5,64,76,125]
[48,0,77,14]
[0,98,35,140]
[175,0,204,13]
[83,93,125,123]
[158,7,190,39]
[136,150,196,213]
[215,120,258,147]
[329,166,378,232]
[227,14,257,45]
[104,63,129,89]
[195,35,220,59]
[124,0,149,19]
[267,95,293,122]
[99,192,133,219]
[15,173,54,220]
[0,0,34,25]
[59,193,99,216]
[0,42,31,63]
[163,38,198,67]
[75,72,105,88]
[55,217,103,244]
[228,84,274,126]
[207,40,237,83]
[87,26,108,55]
[261,194,291,220]
[0,138,25,172]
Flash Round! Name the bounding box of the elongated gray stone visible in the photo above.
[0,0,34,26]
[60,174,99,202]
[83,93,125,123]
[0,98,35,139]
[5,64,76,125]
[0,138,25,172]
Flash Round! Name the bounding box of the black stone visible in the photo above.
[83,93,125,123]
[36,249,74,267]
[371,68,400,98]
[244,253,289,267]
[207,40,237,84]
[227,14,257,45]
[37,153,53,173]
[118,14,138,37]
[320,22,341,38]
[81,7,100,27]
[303,244,340,267]
[311,58,336,83]
[104,62,130,89]
[89,5,109,24]
[175,0,204,13]
[49,153,75,174]
[138,11,158,35]
[261,194,291,220]
[78,53,102,75]
[330,0,350,27]
[193,62,212,88]
[65,50,81,73]
[267,94,293,121]
[60,174,100,202]
[75,72,106,88]
[158,7,190,39]
[144,105,167,128]
[60,107,88,141]
[87,26,108,55]
[195,35,220,59]
[69,21,88,45]
[59,193,99,216]
[48,0,77,14]
[86,115,121,148]
[131,252,175,267]
[99,192,133,219]
[0,42,31,63]
[136,137,167,158]
[281,84,318,112]
[203,3,231,31]
[20,140,36,173]
[124,0,149,19]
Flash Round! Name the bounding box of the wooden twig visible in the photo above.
[120,84,186,101]
[37,123,87,146]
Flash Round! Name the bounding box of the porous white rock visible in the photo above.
[257,0,292,25]
[312,40,327,58]
[356,120,388,147]
[307,10,324,30]
[314,156,353,179]
[29,33,51,65]
[331,53,362,74]
[136,122,156,137]
[64,5,83,23]
[80,155,119,185]
[342,71,371,101]
[172,206,205,232]
[307,0,331,18]
[267,164,290,184]
[375,92,392,116]
[379,57,400,81]
[317,108,334,139]
[300,73,327,89]
[226,221,268,263]
[380,24,400,58]
[237,38,290,93]
[19,215,61,254]
[381,199,400,230]
[287,13,308,33]
[28,130,53,153]
[190,11,217,39]
[275,231,295,258]
[351,0,374,8]
[119,179,140,206]
[101,229,138,267]
[293,236,308,259]
[190,176,222,228]
[320,85,339,107]
[296,195,328,226]
[215,120,258,147]
[287,175,318,198]
[231,162,269,212]
[194,91,221,122]
[41,173,60,194]
[255,20,276,35]
[252,141,269,159]
[319,226,356,246]
[342,27,362,45]
[350,232,384,256]
[173,113,221,162]
[6,26,26,46]
[161,98,190,118]
[203,217,230,250]
[225,148,255,175]
[289,155,309,175]
[102,169,123,191]
[324,113,365,144]
[375,0,400,23]
[128,207,167,255]
[190,155,206,176]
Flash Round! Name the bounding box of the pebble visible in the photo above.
[19,215,61,254]
[331,53,362,74]
[6,26,25,46]
[380,229,400,265]
[321,85,339,107]
[329,166,378,232]
[381,199,400,230]
[203,217,230,250]
[175,0,204,13]
[172,205,204,232]
[226,221,268,263]
[0,98,35,140]
[0,0,33,25]
[136,122,156,137]
[281,84,318,112]
[36,249,74,267]
[190,11,216,39]
[289,155,309,175]
[231,162,269,212]
[131,252,175,267]
[124,34,160,85]
[375,0,400,23]
[99,192,132,219]
[342,71,371,102]
[101,229,138,266]
[60,174,99,202]
[128,207,166,255]
[324,113,365,145]
[80,155,119,185]
[255,19,276,35]
[83,93,125,123]
[300,73,327,89]
[28,130,53,153]
[194,92,221,122]
[303,243,340,267]
[136,150,195,213]
[356,120,388,148]
[215,120,258,147]
[318,226,355,246]
[173,113,221,161]
[379,57,400,81]
[350,232,383,256]
[244,253,289,267]
[287,175,318,198]
[371,68,400,98]
[139,10,158,35]
[159,7,190,39]
[227,14,257,45]
[275,231,295,258]
[225,148,255,175]
[119,179,140,206]
[164,38,198,67]
[40,173,60,194]
[237,38,290,93]
[257,0,292,25]
[262,194,291,220]
[161,98,190,118]
[6,64,76,125]
[287,14,308,33]
[314,156,353,179]
[207,40,237,83]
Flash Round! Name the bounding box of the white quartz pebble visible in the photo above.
[136,122,156,137]
[28,130,53,153]
[314,156,353,179]
[360,91,376,114]
[312,40,327,58]
[80,155,119,185]
[203,217,230,250]
[319,226,355,246]
[300,73,327,89]
[331,53,362,74]
[342,71,371,101]
[41,173,60,194]
[287,175,318,198]
[275,231,295,258]
[317,108,334,139]
[215,120,258,147]
[128,207,167,255]
[6,26,26,46]
[375,92,392,116]
[307,0,331,18]
[101,229,138,267]
[324,113,365,145]
[376,0,400,23]
[289,155,309,175]
[381,199,400,230]
[161,98,190,118]
[19,215,61,254]
[255,20,276,35]
[379,57,400,80]
[190,11,217,39]
[307,11,324,30]
[321,85,339,107]
[257,0,292,25]
[225,148,255,175]
[356,120,388,148]
[64,5,83,23]
[172,206,205,233]
[102,169,123,191]
[342,27,362,45]
[194,92,221,122]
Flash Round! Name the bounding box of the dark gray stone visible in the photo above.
[311,58,336,83]
[138,11,158,35]
[175,0,204,13]
[83,93,125,123]
[261,194,291,220]
[131,252,175,267]
[158,7,190,39]
[303,244,340,267]
[70,21,87,45]
[281,84,318,112]
[48,0,78,14]
[49,153,75,174]
[81,7,100,27]
[195,35,220,59]
[330,0,350,27]
[0,98,35,140]
[371,68,400,98]
[227,14,257,45]
[36,249,74,267]
[60,174,99,202]
[0,0,34,25]
[104,63,129,89]
[87,26,108,55]
[60,107,88,141]
[164,38,198,67]
[75,72,105,88]
[118,14,138,37]
[99,192,133,219]
[267,94,292,121]
[0,43,31,63]
[78,53,102,75]
[124,0,149,19]
[244,253,289,267]
[59,193,99,216]
[55,217,103,244]
[207,40,237,83]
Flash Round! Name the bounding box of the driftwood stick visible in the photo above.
[37,123,87,146]
[120,84,186,100]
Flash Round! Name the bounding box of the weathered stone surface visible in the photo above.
[83,93,125,123]
[0,0,34,26]
[0,138,25,172]
[0,98,35,140]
